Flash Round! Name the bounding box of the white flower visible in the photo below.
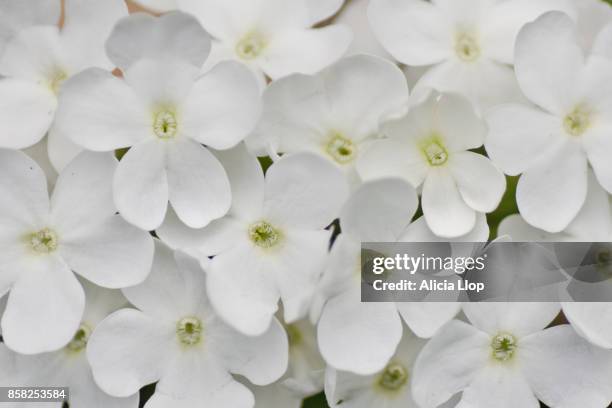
[563,303,612,350]
[0,0,127,167]
[250,55,409,186]
[0,150,153,354]
[129,0,177,13]
[486,11,612,233]
[499,170,612,242]
[54,29,262,230]
[324,330,426,408]
[357,92,505,238]
[314,178,489,375]
[176,0,352,84]
[368,0,575,109]
[334,0,392,59]
[574,0,612,52]
[0,281,139,408]
[87,240,288,407]
[157,144,349,336]
[413,303,612,408]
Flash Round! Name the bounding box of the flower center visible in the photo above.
[563,107,590,137]
[176,316,203,346]
[29,228,58,253]
[47,68,68,95]
[66,323,91,353]
[325,133,357,164]
[236,33,266,60]
[377,362,409,391]
[153,111,178,139]
[455,33,480,62]
[420,136,449,166]
[248,221,281,248]
[491,332,517,362]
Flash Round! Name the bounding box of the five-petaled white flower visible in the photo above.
[357,91,506,238]
[157,144,349,336]
[0,149,153,354]
[0,0,128,170]
[413,303,612,408]
[87,240,289,407]
[250,54,409,186]
[54,22,262,231]
[486,11,612,233]
[368,0,575,109]
[176,0,352,86]
[0,281,139,408]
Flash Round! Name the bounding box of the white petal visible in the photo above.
[497,214,558,241]
[211,317,288,385]
[113,141,168,231]
[122,240,206,321]
[166,139,231,228]
[517,142,588,233]
[55,68,150,151]
[485,103,565,175]
[47,125,84,173]
[562,303,612,349]
[213,143,265,220]
[583,122,612,194]
[181,61,261,149]
[514,11,584,114]
[22,138,58,189]
[0,149,49,231]
[307,0,344,24]
[449,152,506,213]
[456,364,539,408]
[340,178,418,242]
[412,320,490,408]
[396,302,461,338]
[207,242,279,336]
[0,78,56,149]
[0,0,60,55]
[563,170,612,240]
[422,168,476,238]
[2,256,84,354]
[87,308,175,397]
[50,151,117,230]
[318,290,402,375]
[264,153,349,229]
[106,12,210,71]
[521,324,612,407]
[399,213,490,242]
[592,22,612,58]
[130,0,177,13]
[462,302,561,337]
[147,382,253,408]
[260,25,352,79]
[367,0,452,65]
[59,215,154,288]
[60,0,128,71]
[176,0,261,40]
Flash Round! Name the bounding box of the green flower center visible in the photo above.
[248,221,281,248]
[325,133,357,164]
[176,316,203,346]
[66,323,91,353]
[455,33,480,62]
[563,107,590,136]
[236,33,266,60]
[491,332,517,362]
[153,111,178,139]
[29,228,58,253]
[377,362,409,391]
[420,136,449,166]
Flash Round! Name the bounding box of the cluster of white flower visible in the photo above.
[0,0,611,407]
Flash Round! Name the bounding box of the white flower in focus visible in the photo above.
[368,0,575,109]
[54,34,262,230]
[0,0,128,167]
[334,0,392,59]
[486,11,612,233]
[499,170,612,242]
[157,144,349,336]
[357,92,505,238]
[413,303,612,408]
[176,0,352,84]
[324,330,426,408]
[250,55,409,186]
[0,281,139,408]
[563,303,612,350]
[0,150,154,354]
[314,179,489,375]
[87,241,288,407]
